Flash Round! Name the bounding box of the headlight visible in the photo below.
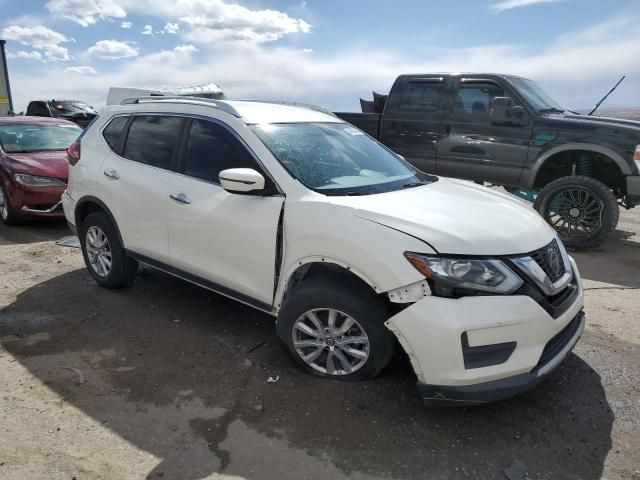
[404,253,523,295]
[14,174,66,187]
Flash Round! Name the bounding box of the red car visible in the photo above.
[0,116,83,225]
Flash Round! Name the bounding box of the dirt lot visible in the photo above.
[1,206,639,480]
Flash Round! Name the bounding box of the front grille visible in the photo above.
[535,312,583,370]
[529,239,565,283]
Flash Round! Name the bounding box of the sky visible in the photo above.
[1,0,640,113]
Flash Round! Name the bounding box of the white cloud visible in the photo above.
[66,66,97,74]
[302,48,313,53]
[2,24,69,48]
[87,40,139,60]
[121,20,133,29]
[46,0,126,26]
[7,50,43,61]
[163,22,180,34]
[1,25,71,62]
[43,43,71,62]
[141,24,153,35]
[173,44,198,53]
[117,0,311,44]
[490,0,564,14]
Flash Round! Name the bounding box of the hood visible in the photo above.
[3,150,69,180]
[546,112,640,131]
[328,178,556,256]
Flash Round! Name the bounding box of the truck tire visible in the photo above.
[534,176,619,249]
[79,211,138,288]
[277,275,394,381]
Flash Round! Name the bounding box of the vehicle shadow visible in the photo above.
[571,228,640,288]
[1,268,614,480]
[0,219,69,246]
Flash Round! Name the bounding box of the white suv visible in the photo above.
[62,97,585,406]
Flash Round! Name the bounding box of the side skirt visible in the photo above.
[125,250,275,315]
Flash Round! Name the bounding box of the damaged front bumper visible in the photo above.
[385,259,585,406]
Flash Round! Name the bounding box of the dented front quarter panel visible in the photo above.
[274,193,435,310]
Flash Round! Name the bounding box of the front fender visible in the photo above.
[524,142,632,187]
[274,200,435,309]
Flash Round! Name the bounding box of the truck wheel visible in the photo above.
[0,187,21,225]
[277,275,394,381]
[79,211,138,288]
[534,176,619,249]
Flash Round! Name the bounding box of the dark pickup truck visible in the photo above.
[335,73,640,248]
[25,99,98,128]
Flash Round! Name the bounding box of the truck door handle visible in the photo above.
[169,193,191,205]
[103,169,119,180]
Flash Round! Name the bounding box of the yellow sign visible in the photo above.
[0,97,8,104]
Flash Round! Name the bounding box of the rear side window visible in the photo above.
[397,82,443,113]
[102,116,128,152]
[184,119,259,183]
[123,115,183,170]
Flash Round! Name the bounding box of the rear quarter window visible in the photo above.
[102,116,129,153]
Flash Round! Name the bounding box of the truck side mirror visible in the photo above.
[491,97,528,126]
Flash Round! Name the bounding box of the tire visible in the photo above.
[534,176,619,249]
[277,275,394,380]
[0,186,22,225]
[79,211,138,288]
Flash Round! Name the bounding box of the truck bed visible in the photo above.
[334,112,381,138]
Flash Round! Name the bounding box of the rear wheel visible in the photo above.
[79,211,138,288]
[277,275,394,380]
[534,176,618,249]
[0,187,21,225]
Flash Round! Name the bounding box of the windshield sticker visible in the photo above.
[344,127,364,136]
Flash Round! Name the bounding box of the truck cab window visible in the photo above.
[453,84,504,123]
[28,102,50,117]
[397,83,443,113]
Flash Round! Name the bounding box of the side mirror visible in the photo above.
[219,168,265,194]
[491,97,528,126]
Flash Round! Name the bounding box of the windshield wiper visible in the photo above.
[344,191,368,196]
[401,182,426,189]
[539,108,566,114]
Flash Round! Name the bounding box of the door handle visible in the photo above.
[103,169,119,180]
[169,193,191,205]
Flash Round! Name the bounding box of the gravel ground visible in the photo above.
[0,205,638,480]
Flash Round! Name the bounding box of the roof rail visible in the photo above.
[120,96,241,117]
[242,99,337,117]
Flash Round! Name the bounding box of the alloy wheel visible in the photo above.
[291,308,370,376]
[85,226,112,277]
[546,187,604,239]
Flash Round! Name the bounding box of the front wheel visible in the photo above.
[0,187,21,225]
[534,176,619,249]
[277,275,394,380]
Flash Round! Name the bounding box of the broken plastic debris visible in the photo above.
[267,375,280,383]
[64,367,85,385]
[503,459,528,480]
[55,236,81,248]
